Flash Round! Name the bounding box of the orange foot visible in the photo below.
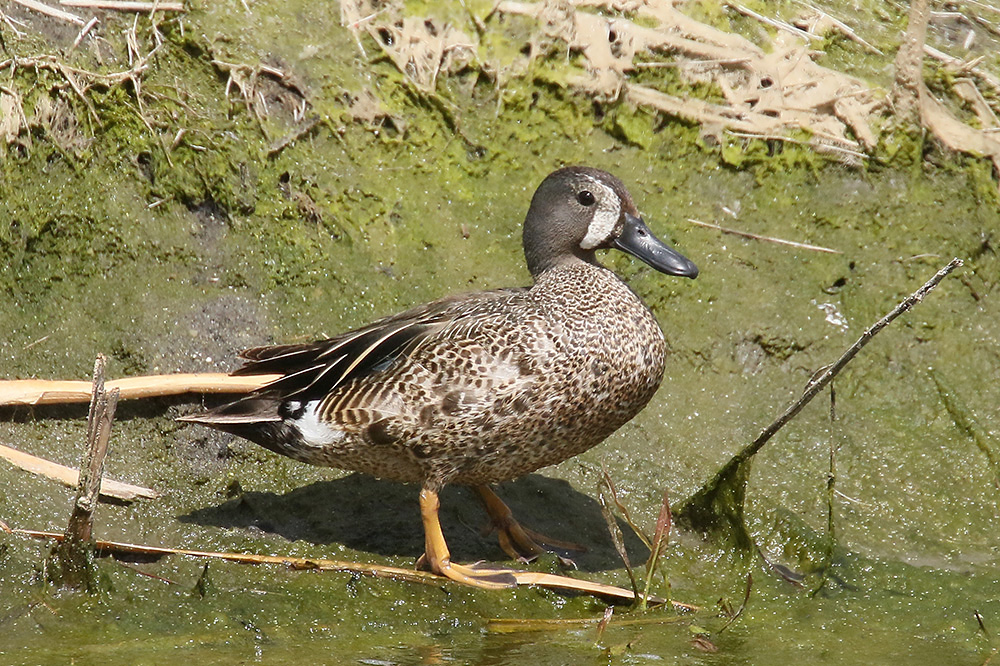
[418,487,517,589]
[474,485,586,565]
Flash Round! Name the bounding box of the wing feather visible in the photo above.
[232,287,526,400]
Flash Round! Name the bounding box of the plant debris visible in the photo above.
[4,521,673,604]
[47,355,120,591]
[0,372,279,406]
[336,0,1000,179]
[676,258,964,548]
[0,442,158,501]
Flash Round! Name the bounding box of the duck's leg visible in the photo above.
[474,485,586,563]
[418,487,517,589]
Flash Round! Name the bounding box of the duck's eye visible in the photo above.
[577,190,596,206]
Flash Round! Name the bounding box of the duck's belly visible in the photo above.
[445,342,665,485]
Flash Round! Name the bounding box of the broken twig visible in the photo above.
[5,524,665,604]
[49,355,120,590]
[726,3,817,42]
[0,442,158,501]
[12,0,85,25]
[0,372,279,407]
[676,258,963,544]
[686,218,842,254]
[60,0,185,12]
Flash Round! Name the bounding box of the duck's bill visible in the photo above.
[613,213,699,278]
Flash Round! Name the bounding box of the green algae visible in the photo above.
[1,0,1000,664]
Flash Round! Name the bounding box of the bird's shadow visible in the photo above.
[180,473,650,573]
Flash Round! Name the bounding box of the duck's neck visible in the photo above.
[527,251,602,281]
[530,256,636,303]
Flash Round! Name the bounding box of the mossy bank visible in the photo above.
[1,1,999,664]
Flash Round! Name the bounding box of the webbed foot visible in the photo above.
[474,485,585,565]
[419,487,517,589]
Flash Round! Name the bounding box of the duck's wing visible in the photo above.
[233,288,526,401]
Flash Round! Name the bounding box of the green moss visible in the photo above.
[714,130,828,177]
[603,101,655,149]
[683,0,737,33]
[2,1,1000,663]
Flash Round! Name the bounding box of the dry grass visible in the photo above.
[339,0,1000,179]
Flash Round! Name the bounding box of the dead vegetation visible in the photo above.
[894,0,1000,175]
[46,355,120,591]
[0,11,167,159]
[3,0,999,176]
[211,57,316,151]
[342,0,1000,177]
[341,2,476,92]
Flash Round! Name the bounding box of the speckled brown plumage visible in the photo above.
[180,166,697,587]
[271,261,666,489]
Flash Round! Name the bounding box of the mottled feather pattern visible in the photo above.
[263,262,666,489]
[233,289,525,400]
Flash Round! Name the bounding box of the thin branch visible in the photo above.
[1,9,29,36]
[60,0,185,11]
[49,355,120,590]
[56,61,101,125]
[0,442,158,500]
[794,0,884,55]
[726,3,817,42]
[635,58,753,68]
[924,44,1000,97]
[4,523,667,603]
[686,218,842,254]
[725,130,869,159]
[726,258,960,469]
[11,0,86,25]
[963,0,1000,15]
[70,16,100,51]
[677,258,964,537]
[14,525,441,585]
[0,372,280,406]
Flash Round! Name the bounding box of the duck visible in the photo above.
[180,166,698,588]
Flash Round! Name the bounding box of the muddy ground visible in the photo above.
[1,1,999,664]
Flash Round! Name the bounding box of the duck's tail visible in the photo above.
[178,397,305,459]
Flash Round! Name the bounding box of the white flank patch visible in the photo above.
[294,400,344,447]
[579,177,622,250]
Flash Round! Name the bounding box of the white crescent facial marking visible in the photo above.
[578,177,622,250]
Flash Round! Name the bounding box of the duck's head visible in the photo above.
[522,166,699,280]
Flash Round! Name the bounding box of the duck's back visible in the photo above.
[300,261,666,488]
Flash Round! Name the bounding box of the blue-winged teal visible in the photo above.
[181,166,697,588]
